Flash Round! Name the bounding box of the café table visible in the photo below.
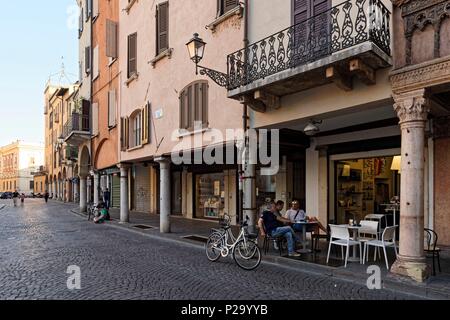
[344,224,362,262]
[293,221,318,253]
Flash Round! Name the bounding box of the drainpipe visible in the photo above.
[89,4,94,199]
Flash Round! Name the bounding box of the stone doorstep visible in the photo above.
[67,208,448,300]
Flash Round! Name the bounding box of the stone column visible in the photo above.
[156,157,171,233]
[118,164,130,223]
[243,163,257,230]
[93,172,100,204]
[79,175,87,213]
[391,89,430,282]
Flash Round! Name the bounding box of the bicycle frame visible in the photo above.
[213,224,251,257]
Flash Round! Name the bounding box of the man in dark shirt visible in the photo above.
[259,201,300,257]
[12,190,19,207]
[103,188,111,210]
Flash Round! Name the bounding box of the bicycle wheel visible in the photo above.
[205,232,223,262]
[233,239,261,270]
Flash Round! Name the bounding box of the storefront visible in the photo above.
[325,136,402,234]
[191,165,238,221]
[133,165,151,213]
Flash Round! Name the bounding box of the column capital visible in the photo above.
[155,157,171,169]
[117,163,132,170]
[393,89,430,124]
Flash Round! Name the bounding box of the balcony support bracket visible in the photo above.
[240,94,266,113]
[254,90,280,110]
[349,59,376,86]
[326,66,353,92]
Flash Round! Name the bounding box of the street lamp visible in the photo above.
[186,33,229,88]
[186,33,206,75]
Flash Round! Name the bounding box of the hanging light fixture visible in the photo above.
[390,155,401,173]
[186,33,206,74]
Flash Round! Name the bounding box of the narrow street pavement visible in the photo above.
[0,199,419,300]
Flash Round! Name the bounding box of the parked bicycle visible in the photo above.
[87,202,98,221]
[205,214,261,270]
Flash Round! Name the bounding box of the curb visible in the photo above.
[67,208,446,299]
[0,204,5,211]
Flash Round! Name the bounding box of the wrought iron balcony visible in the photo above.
[227,0,392,104]
[63,112,90,146]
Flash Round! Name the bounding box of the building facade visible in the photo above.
[117,0,245,229]
[0,141,44,194]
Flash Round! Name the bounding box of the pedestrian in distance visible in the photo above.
[103,188,111,210]
[44,191,49,203]
[20,193,25,205]
[12,190,19,207]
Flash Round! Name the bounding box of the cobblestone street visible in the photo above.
[0,199,420,300]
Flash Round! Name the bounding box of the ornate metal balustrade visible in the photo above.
[227,0,391,90]
[63,113,90,139]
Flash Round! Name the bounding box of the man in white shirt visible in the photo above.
[285,200,327,234]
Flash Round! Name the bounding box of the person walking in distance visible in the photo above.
[20,193,25,205]
[103,188,111,210]
[12,190,19,207]
[44,191,49,203]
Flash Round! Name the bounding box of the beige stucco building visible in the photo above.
[117,0,245,228]
[0,141,44,194]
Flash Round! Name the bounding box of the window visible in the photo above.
[92,103,99,136]
[85,0,91,21]
[127,33,137,78]
[79,8,84,35]
[179,81,209,131]
[129,111,142,148]
[85,46,91,74]
[218,0,239,16]
[93,46,99,79]
[108,90,117,127]
[156,2,169,55]
[106,20,118,59]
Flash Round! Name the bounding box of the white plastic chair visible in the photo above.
[363,226,398,270]
[364,214,385,238]
[327,225,362,267]
[359,220,379,260]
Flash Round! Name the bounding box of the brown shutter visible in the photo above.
[201,82,208,127]
[128,33,137,78]
[106,20,118,58]
[157,2,169,54]
[85,46,91,73]
[125,117,129,149]
[179,90,186,129]
[120,117,126,151]
[224,0,238,14]
[187,85,193,130]
[293,0,308,24]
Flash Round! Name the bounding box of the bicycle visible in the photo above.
[205,214,261,270]
[87,202,98,221]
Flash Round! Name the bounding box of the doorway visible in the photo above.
[172,171,182,215]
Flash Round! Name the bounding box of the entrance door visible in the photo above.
[171,172,182,215]
[291,0,331,66]
[111,175,120,208]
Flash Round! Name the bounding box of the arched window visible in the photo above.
[179,80,208,131]
[129,110,142,148]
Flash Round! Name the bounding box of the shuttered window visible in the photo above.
[179,81,208,131]
[92,103,99,136]
[85,0,91,21]
[85,46,91,74]
[156,2,169,55]
[127,33,137,78]
[93,46,99,79]
[120,117,129,151]
[108,90,116,127]
[141,103,151,145]
[218,0,239,16]
[106,19,118,58]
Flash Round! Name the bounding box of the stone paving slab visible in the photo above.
[65,203,450,300]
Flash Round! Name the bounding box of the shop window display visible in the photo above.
[196,173,225,218]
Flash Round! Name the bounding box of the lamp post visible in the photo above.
[186,33,229,88]
[186,33,206,75]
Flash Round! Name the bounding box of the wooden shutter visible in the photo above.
[106,20,118,58]
[108,90,116,127]
[141,103,150,145]
[93,46,99,78]
[293,0,308,24]
[121,117,130,151]
[201,82,208,127]
[85,46,91,73]
[223,0,238,14]
[92,103,99,136]
[157,2,169,54]
[128,33,137,78]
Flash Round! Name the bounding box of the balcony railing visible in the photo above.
[227,0,391,91]
[63,112,90,138]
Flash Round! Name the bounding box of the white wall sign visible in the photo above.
[155,109,163,119]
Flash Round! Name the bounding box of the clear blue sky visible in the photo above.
[0,0,78,147]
